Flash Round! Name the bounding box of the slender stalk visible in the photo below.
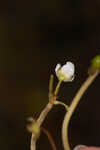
[37,102,54,126]
[54,100,69,111]
[54,80,62,96]
[30,134,36,150]
[41,127,57,150]
[49,74,54,100]
[62,70,100,150]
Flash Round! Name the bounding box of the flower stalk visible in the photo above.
[54,80,62,96]
[62,70,100,150]
[54,100,69,111]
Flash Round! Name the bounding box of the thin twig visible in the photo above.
[62,70,100,150]
[49,74,54,100]
[54,100,69,111]
[54,80,62,96]
[41,127,57,150]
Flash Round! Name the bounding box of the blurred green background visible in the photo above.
[0,0,100,149]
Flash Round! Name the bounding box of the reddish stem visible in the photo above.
[41,127,57,150]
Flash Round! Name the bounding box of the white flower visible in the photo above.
[55,61,75,82]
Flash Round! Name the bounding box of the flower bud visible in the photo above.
[91,55,100,69]
[55,61,75,82]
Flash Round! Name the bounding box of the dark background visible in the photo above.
[0,0,100,150]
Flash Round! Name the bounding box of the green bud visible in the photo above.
[91,55,100,69]
[88,55,100,75]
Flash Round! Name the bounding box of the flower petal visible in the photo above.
[55,64,61,74]
[61,62,75,79]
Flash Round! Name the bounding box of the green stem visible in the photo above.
[49,74,54,99]
[62,70,100,150]
[30,134,36,150]
[54,80,62,96]
[54,100,69,111]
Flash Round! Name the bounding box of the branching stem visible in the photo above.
[30,79,62,150]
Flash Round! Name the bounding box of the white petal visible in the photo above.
[55,64,61,74]
[66,62,75,73]
[61,62,75,78]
